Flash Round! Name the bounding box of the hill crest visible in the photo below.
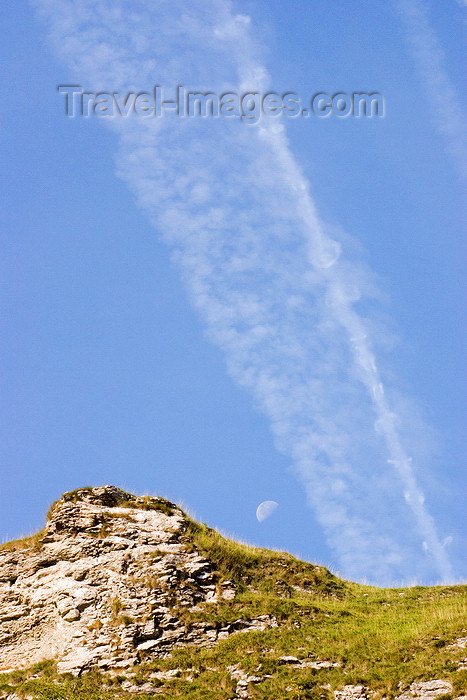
[0,486,465,700]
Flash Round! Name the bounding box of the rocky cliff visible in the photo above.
[0,486,255,675]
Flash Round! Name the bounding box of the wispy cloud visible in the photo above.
[32,0,454,584]
[394,0,467,181]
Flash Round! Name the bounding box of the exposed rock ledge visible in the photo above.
[334,682,464,700]
[0,485,268,675]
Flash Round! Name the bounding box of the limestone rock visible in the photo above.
[334,686,369,700]
[0,486,240,675]
[396,680,454,700]
[227,664,262,699]
[447,637,467,649]
[279,655,300,664]
[335,682,462,700]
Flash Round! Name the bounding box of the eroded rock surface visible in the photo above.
[0,486,242,674]
[335,683,464,700]
[395,680,456,700]
[334,686,369,700]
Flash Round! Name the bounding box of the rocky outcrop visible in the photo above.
[333,681,464,700]
[395,680,458,700]
[227,664,263,699]
[0,486,251,675]
[334,686,369,700]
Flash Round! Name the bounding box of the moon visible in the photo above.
[256,500,279,523]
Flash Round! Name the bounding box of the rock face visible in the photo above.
[334,682,461,700]
[0,486,240,675]
[395,680,457,700]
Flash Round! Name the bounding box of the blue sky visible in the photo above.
[1,0,465,585]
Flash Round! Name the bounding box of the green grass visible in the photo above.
[0,528,45,551]
[120,495,177,517]
[184,519,345,598]
[0,662,155,700]
[153,580,466,698]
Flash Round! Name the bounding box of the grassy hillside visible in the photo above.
[0,518,465,700]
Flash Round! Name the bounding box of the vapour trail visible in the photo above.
[33,0,453,583]
[394,0,467,181]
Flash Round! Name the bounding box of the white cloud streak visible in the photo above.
[394,0,467,181]
[32,0,454,583]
